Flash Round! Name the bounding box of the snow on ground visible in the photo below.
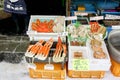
[0,61,30,80]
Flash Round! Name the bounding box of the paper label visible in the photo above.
[105,14,120,19]
[27,63,36,70]
[65,16,77,20]
[62,32,68,36]
[112,25,120,29]
[72,59,89,70]
[74,12,88,16]
[90,16,104,21]
[44,64,54,70]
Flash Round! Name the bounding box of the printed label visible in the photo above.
[105,14,120,19]
[72,59,89,70]
[112,25,120,29]
[44,64,54,70]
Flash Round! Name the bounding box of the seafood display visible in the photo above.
[25,37,67,62]
[87,22,107,40]
[31,19,54,32]
[67,22,88,46]
[67,23,87,38]
[53,16,65,33]
[90,39,106,59]
[25,15,112,79]
[53,37,67,62]
[25,38,53,60]
[25,39,45,58]
[35,38,53,60]
[31,16,65,33]
[67,22,108,59]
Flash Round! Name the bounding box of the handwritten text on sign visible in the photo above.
[72,59,89,70]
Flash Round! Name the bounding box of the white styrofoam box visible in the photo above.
[68,40,111,71]
[89,40,111,71]
[27,15,66,41]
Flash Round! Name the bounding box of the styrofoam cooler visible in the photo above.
[68,40,111,78]
[26,15,66,41]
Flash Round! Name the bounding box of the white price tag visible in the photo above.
[27,63,36,70]
[112,25,120,29]
[105,14,120,19]
[58,32,62,36]
[58,32,68,36]
[74,12,88,16]
[62,32,68,36]
[65,16,77,21]
[44,64,54,70]
[90,16,104,21]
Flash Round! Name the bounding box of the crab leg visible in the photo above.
[34,41,44,58]
[25,40,44,57]
[37,38,53,60]
[53,37,63,62]
[60,44,67,61]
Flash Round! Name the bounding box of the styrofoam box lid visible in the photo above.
[26,15,66,41]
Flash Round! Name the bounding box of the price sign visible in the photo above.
[90,16,104,21]
[65,16,77,21]
[74,12,88,16]
[62,32,68,36]
[105,14,120,19]
[72,59,89,70]
[44,64,54,70]
[112,25,120,29]
[27,63,36,70]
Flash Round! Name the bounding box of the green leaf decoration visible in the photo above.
[74,21,81,28]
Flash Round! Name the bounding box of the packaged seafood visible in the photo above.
[67,23,88,46]
[87,22,108,40]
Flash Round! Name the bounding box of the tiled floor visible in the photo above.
[0,60,120,80]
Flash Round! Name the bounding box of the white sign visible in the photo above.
[112,25,120,29]
[90,16,104,21]
[105,14,120,19]
[65,16,77,21]
[44,64,54,70]
[74,12,88,16]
